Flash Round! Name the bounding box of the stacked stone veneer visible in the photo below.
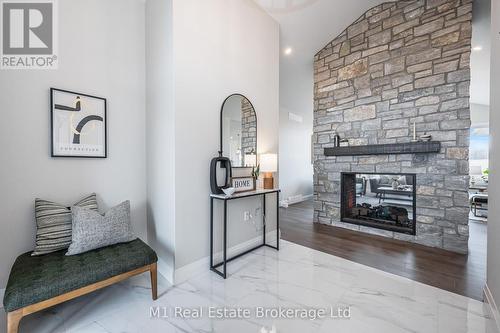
[241,98,257,155]
[313,0,472,253]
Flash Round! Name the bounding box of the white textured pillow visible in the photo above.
[66,201,135,255]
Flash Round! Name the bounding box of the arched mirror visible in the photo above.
[220,94,257,167]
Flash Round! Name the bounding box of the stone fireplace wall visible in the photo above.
[241,98,257,155]
[313,0,472,253]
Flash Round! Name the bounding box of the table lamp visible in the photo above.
[260,153,277,189]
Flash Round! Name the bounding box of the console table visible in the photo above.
[210,189,280,279]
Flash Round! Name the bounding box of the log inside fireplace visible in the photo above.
[340,172,416,235]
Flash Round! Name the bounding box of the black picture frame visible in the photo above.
[50,88,107,158]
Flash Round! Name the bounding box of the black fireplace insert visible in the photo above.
[340,172,416,235]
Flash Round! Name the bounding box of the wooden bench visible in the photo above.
[3,238,158,333]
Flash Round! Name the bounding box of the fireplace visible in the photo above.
[341,172,416,235]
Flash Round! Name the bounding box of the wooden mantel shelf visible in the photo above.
[324,141,441,156]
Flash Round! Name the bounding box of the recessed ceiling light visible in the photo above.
[473,46,483,51]
[284,47,292,55]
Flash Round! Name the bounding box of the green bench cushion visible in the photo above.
[3,238,157,312]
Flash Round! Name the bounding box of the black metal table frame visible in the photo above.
[210,190,280,279]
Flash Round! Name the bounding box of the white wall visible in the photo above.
[471,0,491,106]
[172,0,279,269]
[279,59,313,204]
[0,0,146,288]
[145,0,176,282]
[471,103,490,127]
[487,0,500,320]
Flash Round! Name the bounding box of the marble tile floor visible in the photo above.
[1,240,497,333]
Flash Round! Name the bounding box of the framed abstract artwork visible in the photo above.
[50,88,107,158]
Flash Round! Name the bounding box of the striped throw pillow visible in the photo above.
[32,194,98,256]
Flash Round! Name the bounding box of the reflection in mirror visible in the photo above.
[221,94,257,167]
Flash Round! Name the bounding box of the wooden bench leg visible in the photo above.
[150,263,158,300]
[7,309,23,333]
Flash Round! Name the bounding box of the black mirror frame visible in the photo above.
[219,93,257,168]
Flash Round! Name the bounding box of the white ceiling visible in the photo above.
[254,0,384,66]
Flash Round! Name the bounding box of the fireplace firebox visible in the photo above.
[341,172,416,235]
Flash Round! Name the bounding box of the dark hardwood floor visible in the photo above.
[280,200,487,301]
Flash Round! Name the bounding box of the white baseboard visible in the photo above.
[484,284,500,333]
[300,194,313,202]
[157,257,174,285]
[174,255,208,284]
[0,288,4,309]
[280,193,313,208]
[174,231,278,284]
